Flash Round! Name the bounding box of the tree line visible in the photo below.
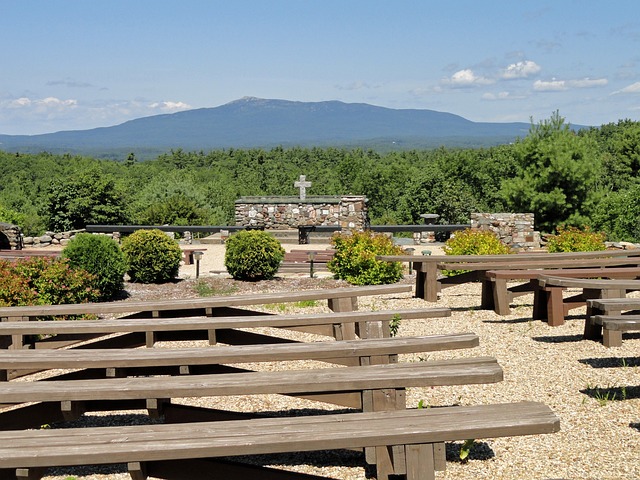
[0,112,638,242]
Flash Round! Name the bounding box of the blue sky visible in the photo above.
[2,0,640,135]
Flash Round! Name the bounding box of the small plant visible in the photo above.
[264,300,319,312]
[224,230,285,281]
[62,233,126,300]
[327,230,405,285]
[546,225,606,252]
[442,229,511,276]
[193,279,239,297]
[389,313,402,337]
[459,439,476,462]
[121,229,183,283]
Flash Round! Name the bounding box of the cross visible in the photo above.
[294,174,312,200]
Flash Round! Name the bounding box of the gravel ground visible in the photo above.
[14,243,640,479]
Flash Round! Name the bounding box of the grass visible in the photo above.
[194,279,239,297]
[263,300,319,312]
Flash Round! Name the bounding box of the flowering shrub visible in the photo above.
[0,257,100,309]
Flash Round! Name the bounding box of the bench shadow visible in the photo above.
[581,385,640,402]
[579,357,640,368]
[531,334,584,344]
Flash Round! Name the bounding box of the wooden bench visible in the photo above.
[484,267,640,317]
[534,275,640,327]
[181,248,207,265]
[585,297,640,347]
[278,249,335,273]
[0,317,455,380]
[0,401,560,480]
[0,306,450,353]
[378,250,640,302]
[0,283,415,349]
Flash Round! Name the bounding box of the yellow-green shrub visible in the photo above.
[327,230,405,285]
[546,225,606,252]
[442,229,511,276]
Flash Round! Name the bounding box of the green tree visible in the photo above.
[500,112,601,233]
[46,169,128,231]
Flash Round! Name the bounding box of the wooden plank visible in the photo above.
[0,357,503,404]
[0,284,412,319]
[0,402,560,469]
[0,308,450,337]
[0,333,479,371]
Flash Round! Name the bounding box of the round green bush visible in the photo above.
[121,229,182,283]
[327,230,405,285]
[224,230,285,281]
[442,229,511,276]
[62,233,126,300]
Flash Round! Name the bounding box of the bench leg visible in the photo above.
[328,297,357,340]
[61,400,85,421]
[128,461,148,480]
[416,263,438,302]
[546,287,566,327]
[405,443,436,480]
[488,279,510,315]
[532,282,547,320]
[16,467,47,480]
[602,329,623,348]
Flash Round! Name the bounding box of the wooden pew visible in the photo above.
[0,307,450,354]
[0,402,560,480]
[484,267,640,317]
[585,297,640,347]
[533,275,640,327]
[0,283,416,349]
[377,250,640,302]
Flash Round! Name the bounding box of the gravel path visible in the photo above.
[14,243,640,479]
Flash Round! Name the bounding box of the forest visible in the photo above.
[0,112,639,242]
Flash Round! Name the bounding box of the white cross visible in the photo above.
[294,175,312,200]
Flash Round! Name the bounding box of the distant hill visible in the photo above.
[0,97,540,158]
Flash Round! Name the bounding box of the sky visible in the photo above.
[2,0,640,135]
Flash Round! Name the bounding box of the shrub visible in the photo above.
[442,229,511,276]
[62,233,127,300]
[224,230,285,281]
[327,230,405,285]
[121,229,182,283]
[546,225,606,252]
[0,257,100,308]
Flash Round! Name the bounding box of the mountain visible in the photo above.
[0,97,537,157]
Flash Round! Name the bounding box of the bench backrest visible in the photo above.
[438,256,640,271]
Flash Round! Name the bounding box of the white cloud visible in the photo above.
[0,96,192,134]
[533,79,567,91]
[148,101,191,111]
[501,60,541,79]
[568,77,608,88]
[482,91,527,101]
[534,77,608,92]
[614,81,640,94]
[443,69,494,88]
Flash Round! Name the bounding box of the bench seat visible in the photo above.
[0,332,473,381]
[0,307,451,352]
[485,267,640,317]
[585,297,640,346]
[0,284,412,320]
[0,402,560,480]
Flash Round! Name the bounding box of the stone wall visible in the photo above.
[22,230,85,248]
[235,195,369,230]
[470,213,541,250]
[0,222,22,249]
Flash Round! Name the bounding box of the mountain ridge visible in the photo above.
[0,97,544,157]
